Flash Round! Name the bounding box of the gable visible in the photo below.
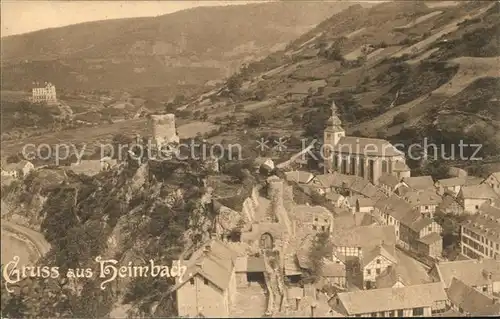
[364,254,395,269]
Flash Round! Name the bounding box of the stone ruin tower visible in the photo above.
[149,114,180,147]
[266,176,292,235]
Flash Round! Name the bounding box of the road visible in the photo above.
[1,219,51,262]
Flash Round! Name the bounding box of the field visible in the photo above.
[0,118,219,158]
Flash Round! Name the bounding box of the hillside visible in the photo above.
[0,1,365,94]
[175,0,500,174]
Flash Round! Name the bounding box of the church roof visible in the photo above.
[333,136,403,157]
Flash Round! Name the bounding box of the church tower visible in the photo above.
[323,100,345,172]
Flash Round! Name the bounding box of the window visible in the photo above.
[376,259,381,264]
[412,307,424,316]
[483,286,487,292]
[475,205,479,209]
[388,311,395,317]
[371,313,378,317]
[314,218,318,222]
[428,226,432,232]
[376,268,381,275]
[203,278,209,285]
[190,278,195,285]
[397,310,403,317]
[367,269,371,275]
[425,206,429,210]
[321,226,325,231]
[313,225,317,230]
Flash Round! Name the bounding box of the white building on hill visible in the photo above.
[32,82,57,103]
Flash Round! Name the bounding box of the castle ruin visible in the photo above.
[149,114,180,147]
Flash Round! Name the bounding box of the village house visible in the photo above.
[291,205,334,234]
[360,244,398,289]
[436,193,464,215]
[323,101,408,186]
[457,184,499,214]
[402,189,442,219]
[435,176,484,196]
[171,239,238,318]
[1,160,35,179]
[460,202,500,260]
[398,210,443,258]
[311,171,384,201]
[375,252,432,289]
[378,173,400,196]
[330,282,448,317]
[282,286,337,317]
[447,278,500,316]
[325,192,346,208]
[484,172,500,196]
[330,225,396,260]
[401,176,435,191]
[392,161,411,180]
[234,255,267,288]
[374,194,413,241]
[346,196,375,214]
[284,170,315,185]
[429,258,500,295]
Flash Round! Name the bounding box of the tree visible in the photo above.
[434,211,468,260]
[244,113,266,127]
[391,112,410,126]
[306,231,333,282]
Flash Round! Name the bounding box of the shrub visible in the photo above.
[391,112,410,126]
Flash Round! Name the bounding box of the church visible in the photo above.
[323,101,410,185]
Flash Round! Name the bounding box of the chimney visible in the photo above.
[311,303,317,317]
[203,243,211,254]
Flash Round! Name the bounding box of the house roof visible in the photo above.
[285,171,315,184]
[171,239,237,292]
[403,176,435,190]
[374,194,413,221]
[393,161,410,172]
[379,173,400,188]
[437,176,483,187]
[333,137,404,157]
[336,282,447,315]
[400,211,435,232]
[312,172,379,198]
[488,172,500,182]
[331,225,396,248]
[403,189,442,206]
[322,262,347,277]
[361,244,397,268]
[326,192,343,201]
[334,211,379,229]
[375,250,432,289]
[460,184,498,200]
[447,277,500,316]
[433,259,500,288]
[418,232,442,245]
[292,205,333,222]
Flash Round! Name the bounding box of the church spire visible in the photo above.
[331,100,338,117]
[328,100,342,127]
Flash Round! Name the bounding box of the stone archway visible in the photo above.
[259,232,274,250]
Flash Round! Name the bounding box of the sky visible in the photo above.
[1,0,270,37]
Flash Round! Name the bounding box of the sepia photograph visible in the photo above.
[1,0,499,317]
